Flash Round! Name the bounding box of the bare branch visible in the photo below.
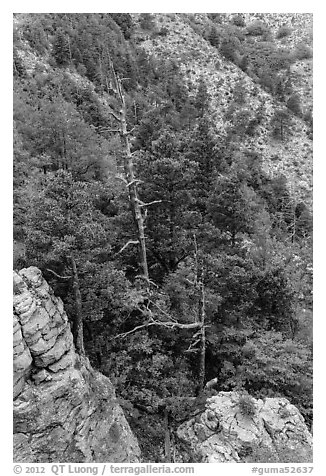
[191,329,202,340]
[174,251,189,267]
[168,321,203,330]
[123,126,135,136]
[126,179,144,188]
[117,240,139,254]
[148,299,177,322]
[113,315,203,340]
[148,300,204,329]
[46,269,71,280]
[185,338,201,352]
[115,174,128,184]
[139,200,163,208]
[113,295,204,340]
[205,377,218,390]
[184,277,196,286]
[105,76,117,95]
[107,107,121,122]
[97,125,120,134]
[114,321,157,339]
[133,275,159,289]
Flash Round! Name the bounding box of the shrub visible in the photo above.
[220,36,242,63]
[287,93,302,117]
[294,43,313,60]
[109,13,134,39]
[232,332,313,426]
[276,25,292,39]
[76,63,87,76]
[208,13,223,24]
[157,27,169,37]
[13,49,26,78]
[233,80,247,105]
[22,16,50,54]
[246,20,270,37]
[246,442,309,463]
[238,394,256,417]
[139,13,155,31]
[232,14,246,27]
[271,108,293,141]
[52,29,71,66]
[207,26,220,48]
[239,55,249,72]
[303,110,313,129]
[303,110,313,122]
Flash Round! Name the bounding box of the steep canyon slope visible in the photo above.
[13,13,313,463]
[134,13,313,204]
[13,268,313,464]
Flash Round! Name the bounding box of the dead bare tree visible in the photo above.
[198,273,206,393]
[104,62,151,282]
[114,234,208,392]
[185,235,207,394]
[113,297,204,339]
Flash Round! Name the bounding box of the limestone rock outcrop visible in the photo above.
[177,392,312,463]
[13,267,140,463]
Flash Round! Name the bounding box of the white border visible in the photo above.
[3,2,324,474]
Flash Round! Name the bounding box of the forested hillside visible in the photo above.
[13,13,313,462]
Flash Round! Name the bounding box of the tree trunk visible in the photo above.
[120,122,149,281]
[291,205,296,243]
[70,256,85,355]
[231,230,236,247]
[198,280,206,393]
[67,35,72,67]
[108,66,149,281]
[164,407,172,463]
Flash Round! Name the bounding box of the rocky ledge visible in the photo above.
[13,267,140,463]
[177,391,313,463]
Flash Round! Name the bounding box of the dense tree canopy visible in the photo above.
[13,13,312,462]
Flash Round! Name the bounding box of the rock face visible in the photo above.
[177,392,312,463]
[13,267,140,463]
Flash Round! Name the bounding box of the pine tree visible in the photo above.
[193,77,210,118]
[53,28,71,66]
[24,171,113,354]
[208,172,262,246]
[287,93,302,117]
[271,108,293,141]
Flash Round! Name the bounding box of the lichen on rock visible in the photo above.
[177,391,313,463]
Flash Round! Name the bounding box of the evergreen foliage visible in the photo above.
[13,12,313,461]
[276,25,293,39]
